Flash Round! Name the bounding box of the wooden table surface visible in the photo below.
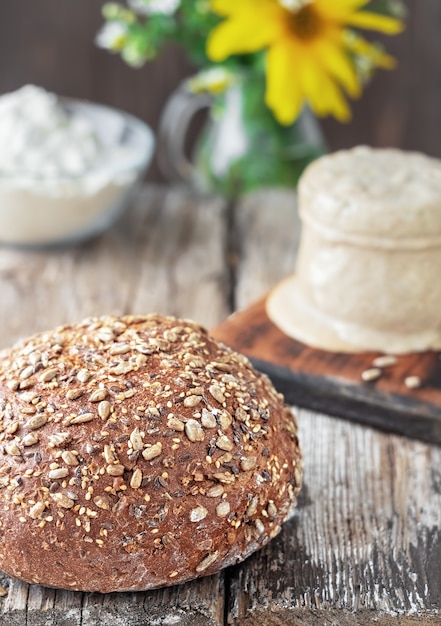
[0,185,440,625]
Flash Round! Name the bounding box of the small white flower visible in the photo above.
[188,68,235,95]
[128,0,181,15]
[95,22,128,51]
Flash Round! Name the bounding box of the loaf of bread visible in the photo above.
[268,147,441,353]
[0,314,302,592]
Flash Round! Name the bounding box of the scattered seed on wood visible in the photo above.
[405,376,422,389]
[372,355,397,368]
[361,368,382,382]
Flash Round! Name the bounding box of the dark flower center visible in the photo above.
[290,6,321,40]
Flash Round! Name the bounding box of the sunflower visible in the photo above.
[207,0,403,124]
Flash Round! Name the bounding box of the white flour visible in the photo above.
[0,85,144,245]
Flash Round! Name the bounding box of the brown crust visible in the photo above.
[0,314,302,592]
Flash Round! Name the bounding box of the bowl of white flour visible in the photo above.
[0,85,155,246]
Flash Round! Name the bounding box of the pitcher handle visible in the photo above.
[157,82,213,183]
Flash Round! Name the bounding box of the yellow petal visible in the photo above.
[207,6,284,60]
[310,31,361,97]
[371,51,396,70]
[314,0,370,21]
[265,39,304,125]
[211,0,271,17]
[298,54,351,122]
[346,11,404,34]
[345,34,396,69]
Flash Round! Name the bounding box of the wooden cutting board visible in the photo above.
[212,296,441,445]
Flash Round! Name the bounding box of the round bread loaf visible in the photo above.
[0,314,302,592]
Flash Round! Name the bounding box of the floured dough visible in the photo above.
[267,147,441,354]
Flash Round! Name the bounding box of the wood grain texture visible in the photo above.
[227,410,441,625]
[233,189,300,311]
[0,185,229,348]
[224,189,441,623]
[0,186,229,626]
[212,299,441,444]
[0,185,440,624]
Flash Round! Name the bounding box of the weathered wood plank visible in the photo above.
[233,188,300,311]
[227,410,441,625]
[80,576,225,626]
[0,185,229,625]
[227,189,441,623]
[0,185,229,349]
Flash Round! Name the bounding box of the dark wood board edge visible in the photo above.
[211,296,441,445]
[249,357,441,444]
